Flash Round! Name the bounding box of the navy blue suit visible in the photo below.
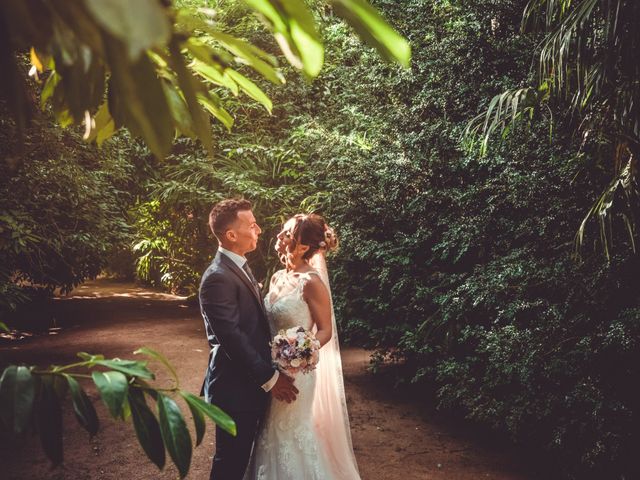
[199,251,274,479]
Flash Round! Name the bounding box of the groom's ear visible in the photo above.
[225,229,237,242]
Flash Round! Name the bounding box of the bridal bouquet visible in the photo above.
[271,327,320,374]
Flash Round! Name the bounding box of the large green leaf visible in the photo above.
[129,389,166,470]
[197,91,234,131]
[180,392,205,446]
[180,14,285,84]
[225,69,272,113]
[179,392,236,436]
[105,39,174,159]
[94,359,155,380]
[167,36,214,156]
[92,370,128,419]
[134,347,179,385]
[35,376,63,466]
[0,365,35,434]
[51,1,105,55]
[242,0,304,72]
[161,79,196,139]
[84,0,171,61]
[191,59,239,95]
[157,393,192,479]
[280,0,324,77]
[65,374,99,437]
[332,0,411,68]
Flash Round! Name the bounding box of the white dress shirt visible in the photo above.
[217,246,279,392]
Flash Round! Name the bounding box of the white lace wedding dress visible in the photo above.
[243,267,360,480]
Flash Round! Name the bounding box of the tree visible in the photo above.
[465,0,640,260]
[0,0,410,159]
[0,0,412,475]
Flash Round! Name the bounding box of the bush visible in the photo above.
[0,113,132,326]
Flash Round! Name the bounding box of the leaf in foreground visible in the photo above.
[180,391,236,436]
[65,374,99,436]
[129,389,166,470]
[158,393,192,478]
[92,370,129,419]
[0,365,35,434]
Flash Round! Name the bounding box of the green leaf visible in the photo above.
[65,375,99,436]
[134,347,179,384]
[179,392,236,436]
[0,365,35,434]
[92,370,129,419]
[94,359,155,380]
[77,352,105,362]
[179,392,205,446]
[242,0,304,72]
[197,91,234,131]
[40,71,61,109]
[279,0,324,77]
[86,102,117,146]
[167,37,213,156]
[0,321,8,332]
[36,375,63,466]
[84,0,171,61]
[224,69,272,113]
[191,59,239,95]
[332,0,411,68]
[157,393,192,478]
[180,15,284,84]
[129,389,166,470]
[161,79,196,139]
[104,40,174,158]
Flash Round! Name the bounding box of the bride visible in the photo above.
[243,213,361,480]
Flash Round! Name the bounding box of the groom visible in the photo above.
[199,198,298,480]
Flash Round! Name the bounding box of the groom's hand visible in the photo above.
[271,373,298,403]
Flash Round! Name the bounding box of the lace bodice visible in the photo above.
[244,260,361,480]
[264,270,318,335]
[244,268,335,480]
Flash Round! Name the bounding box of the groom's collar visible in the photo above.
[217,246,246,268]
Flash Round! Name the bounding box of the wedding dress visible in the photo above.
[243,253,361,480]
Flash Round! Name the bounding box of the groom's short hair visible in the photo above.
[209,198,252,241]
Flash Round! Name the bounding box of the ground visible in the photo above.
[0,280,537,480]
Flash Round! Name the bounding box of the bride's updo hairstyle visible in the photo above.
[288,213,338,260]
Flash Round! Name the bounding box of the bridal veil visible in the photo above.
[309,252,361,479]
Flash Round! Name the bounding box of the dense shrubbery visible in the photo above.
[305,2,639,478]
[0,113,132,325]
[228,1,637,477]
[115,1,640,476]
[2,0,638,478]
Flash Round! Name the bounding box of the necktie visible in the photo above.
[242,262,260,293]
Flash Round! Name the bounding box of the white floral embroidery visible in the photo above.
[244,271,335,480]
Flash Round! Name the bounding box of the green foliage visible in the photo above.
[0,348,236,479]
[129,127,322,292]
[0,0,409,158]
[0,113,132,324]
[210,0,637,477]
[466,0,640,260]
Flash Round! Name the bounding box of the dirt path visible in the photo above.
[0,280,536,480]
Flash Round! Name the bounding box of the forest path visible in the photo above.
[0,279,535,480]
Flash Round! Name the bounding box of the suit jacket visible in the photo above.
[199,251,274,413]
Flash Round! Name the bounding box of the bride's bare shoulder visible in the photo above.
[300,271,328,298]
